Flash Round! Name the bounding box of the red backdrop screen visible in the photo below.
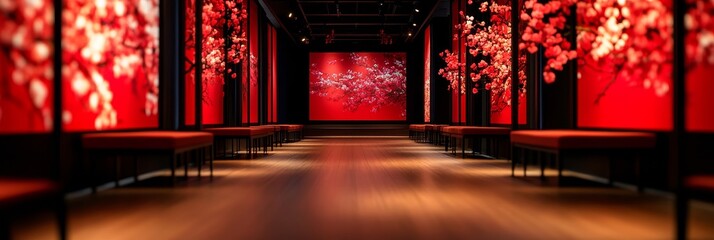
[685,0,714,132]
[62,0,160,131]
[576,0,673,131]
[0,0,54,134]
[309,52,407,121]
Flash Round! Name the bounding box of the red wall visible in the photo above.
[309,52,407,121]
[0,0,54,134]
[576,0,673,131]
[62,0,160,132]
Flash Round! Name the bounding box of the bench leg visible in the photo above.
[198,148,203,179]
[556,152,563,186]
[539,152,545,181]
[170,154,176,186]
[184,152,189,179]
[521,149,528,177]
[461,137,466,159]
[511,145,517,177]
[210,144,214,178]
[608,156,615,186]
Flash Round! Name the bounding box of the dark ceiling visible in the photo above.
[261,0,447,46]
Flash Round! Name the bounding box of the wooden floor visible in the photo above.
[13,137,714,239]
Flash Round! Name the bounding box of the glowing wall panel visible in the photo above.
[185,0,228,126]
[424,26,431,123]
[62,0,159,131]
[309,52,407,121]
[685,0,714,132]
[0,0,54,134]
[576,0,673,131]
[249,0,258,124]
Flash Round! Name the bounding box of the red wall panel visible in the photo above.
[576,0,673,131]
[62,0,160,132]
[309,52,407,121]
[0,0,54,134]
[685,1,714,132]
[249,0,259,124]
[424,26,431,123]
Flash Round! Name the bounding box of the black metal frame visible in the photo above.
[443,133,510,159]
[214,133,274,160]
[510,144,647,191]
[87,143,214,193]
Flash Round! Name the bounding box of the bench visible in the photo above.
[442,126,511,158]
[279,124,304,142]
[425,124,448,144]
[262,125,284,147]
[0,179,65,239]
[83,131,214,192]
[409,124,426,142]
[203,126,275,159]
[510,130,656,190]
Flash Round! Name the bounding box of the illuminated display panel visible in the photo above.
[576,0,673,131]
[0,0,54,134]
[249,0,258,124]
[309,52,407,121]
[685,0,714,132]
[424,26,431,123]
[62,0,160,131]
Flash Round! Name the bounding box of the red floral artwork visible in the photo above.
[0,0,54,134]
[685,0,714,132]
[62,0,160,131]
[576,0,673,130]
[520,0,578,83]
[442,0,526,124]
[185,0,247,125]
[309,52,407,121]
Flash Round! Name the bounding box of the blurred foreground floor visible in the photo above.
[13,137,714,239]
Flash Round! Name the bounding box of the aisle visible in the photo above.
[14,137,714,239]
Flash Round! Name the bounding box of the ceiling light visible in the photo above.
[288,13,293,18]
[408,32,412,37]
[412,23,417,27]
[301,37,307,42]
[415,8,419,12]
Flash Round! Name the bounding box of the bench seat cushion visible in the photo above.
[0,179,56,206]
[425,124,448,131]
[686,175,714,192]
[443,126,510,135]
[83,131,213,150]
[204,127,273,137]
[279,124,303,131]
[409,124,426,131]
[511,130,656,150]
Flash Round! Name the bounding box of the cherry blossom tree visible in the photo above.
[576,0,673,103]
[310,53,407,117]
[0,0,54,132]
[62,0,160,130]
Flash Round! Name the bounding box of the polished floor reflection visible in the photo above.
[15,137,714,239]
